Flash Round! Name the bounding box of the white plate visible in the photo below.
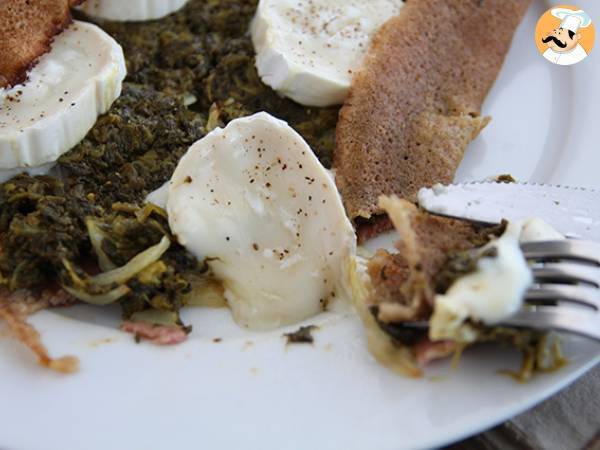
[1,2,599,449]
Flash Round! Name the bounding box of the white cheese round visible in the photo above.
[76,0,189,21]
[167,112,356,330]
[251,0,404,107]
[0,21,126,172]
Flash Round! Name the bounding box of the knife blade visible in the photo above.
[417,182,600,240]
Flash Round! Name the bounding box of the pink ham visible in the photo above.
[415,339,457,366]
[121,321,188,345]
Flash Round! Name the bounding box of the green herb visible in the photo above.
[284,325,318,345]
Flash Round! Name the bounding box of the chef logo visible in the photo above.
[535,5,595,66]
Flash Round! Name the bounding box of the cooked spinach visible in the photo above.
[98,0,339,165]
[0,0,338,323]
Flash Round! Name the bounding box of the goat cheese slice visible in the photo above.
[251,0,404,107]
[76,0,189,21]
[167,112,356,330]
[0,21,126,179]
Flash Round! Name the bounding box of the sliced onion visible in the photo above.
[85,217,117,271]
[62,258,87,288]
[135,203,168,222]
[62,284,131,306]
[206,103,221,132]
[91,236,171,286]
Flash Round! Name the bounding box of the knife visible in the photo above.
[417,182,600,240]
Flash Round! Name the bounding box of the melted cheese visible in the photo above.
[429,219,564,342]
[430,222,533,342]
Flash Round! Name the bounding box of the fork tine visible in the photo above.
[503,307,600,341]
[532,263,600,287]
[521,240,600,265]
[526,284,600,310]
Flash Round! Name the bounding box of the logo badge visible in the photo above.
[535,5,595,66]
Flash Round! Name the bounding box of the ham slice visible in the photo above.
[121,321,188,345]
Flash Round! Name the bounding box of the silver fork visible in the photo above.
[503,240,600,341]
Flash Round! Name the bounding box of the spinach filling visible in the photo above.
[0,0,338,326]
